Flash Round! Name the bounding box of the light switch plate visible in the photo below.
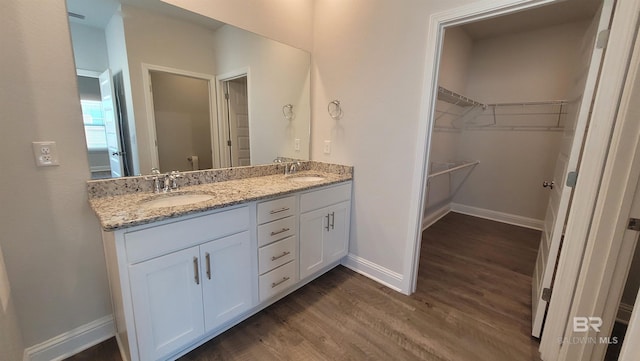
[32,141,60,167]
[323,140,331,154]
[294,138,300,151]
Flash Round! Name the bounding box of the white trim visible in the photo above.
[421,204,451,230]
[23,315,115,361]
[620,288,640,361]
[404,0,560,296]
[76,69,102,78]
[617,302,634,324]
[140,63,218,170]
[450,203,544,231]
[341,254,403,293]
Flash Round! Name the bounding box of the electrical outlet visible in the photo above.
[323,140,331,154]
[294,138,300,151]
[32,141,60,167]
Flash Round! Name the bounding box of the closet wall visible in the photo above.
[425,20,590,228]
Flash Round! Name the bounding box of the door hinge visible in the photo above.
[566,171,578,188]
[628,218,640,231]
[596,29,610,49]
[225,93,230,100]
[227,140,232,147]
[542,287,552,302]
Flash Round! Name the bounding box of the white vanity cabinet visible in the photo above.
[299,183,352,280]
[100,181,352,361]
[103,205,256,361]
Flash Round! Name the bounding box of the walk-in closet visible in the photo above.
[417,0,633,357]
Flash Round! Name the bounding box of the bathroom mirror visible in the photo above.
[67,0,310,178]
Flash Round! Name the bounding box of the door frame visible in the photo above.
[215,67,251,168]
[141,63,219,170]
[405,0,640,359]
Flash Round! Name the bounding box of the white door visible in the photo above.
[531,0,614,338]
[99,69,124,177]
[201,231,254,331]
[226,78,251,167]
[129,246,205,361]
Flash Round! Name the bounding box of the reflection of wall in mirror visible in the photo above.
[212,24,311,164]
[150,72,213,172]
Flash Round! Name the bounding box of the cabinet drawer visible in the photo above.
[258,236,296,275]
[257,196,296,224]
[257,215,296,247]
[300,182,351,213]
[125,206,250,264]
[259,260,297,301]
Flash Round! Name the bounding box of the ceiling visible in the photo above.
[66,0,224,31]
[461,0,603,40]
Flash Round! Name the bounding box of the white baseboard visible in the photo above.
[422,204,451,230]
[341,253,403,292]
[617,302,634,324]
[450,203,543,230]
[23,315,115,361]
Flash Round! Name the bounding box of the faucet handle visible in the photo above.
[169,170,183,190]
[151,167,161,175]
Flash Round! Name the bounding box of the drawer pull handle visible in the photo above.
[205,252,211,280]
[193,257,200,285]
[271,276,290,288]
[270,207,290,214]
[271,251,291,261]
[270,228,290,236]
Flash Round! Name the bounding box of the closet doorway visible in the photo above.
[417,0,606,342]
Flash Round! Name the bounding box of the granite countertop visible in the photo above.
[89,170,352,231]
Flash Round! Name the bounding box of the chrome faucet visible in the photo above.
[145,168,163,193]
[165,170,183,192]
[285,161,301,175]
[145,169,183,193]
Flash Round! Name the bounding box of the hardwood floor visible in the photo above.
[67,212,542,361]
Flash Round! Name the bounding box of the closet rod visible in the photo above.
[486,100,568,107]
[427,161,479,180]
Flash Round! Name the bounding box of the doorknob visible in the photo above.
[543,180,555,189]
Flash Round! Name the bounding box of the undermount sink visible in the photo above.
[287,175,326,182]
[139,193,214,209]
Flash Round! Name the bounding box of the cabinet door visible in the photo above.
[129,246,204,361]
[201,231,254,332]
[325,201,350,264]
[300,207,329,279]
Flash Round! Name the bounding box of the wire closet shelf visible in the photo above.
[434,86,568,131]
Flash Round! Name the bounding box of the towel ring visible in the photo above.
[328,100,343,120]
[282,104,294,121]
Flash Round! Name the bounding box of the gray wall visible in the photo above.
[0,0,111,347]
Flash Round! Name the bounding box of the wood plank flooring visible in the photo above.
[67,212,542,361]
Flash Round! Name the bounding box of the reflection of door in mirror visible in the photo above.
[223,77,250,167]
[77,70,127,179]
[149,71,214,173]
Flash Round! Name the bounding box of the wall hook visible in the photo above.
[328,100,343,120]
